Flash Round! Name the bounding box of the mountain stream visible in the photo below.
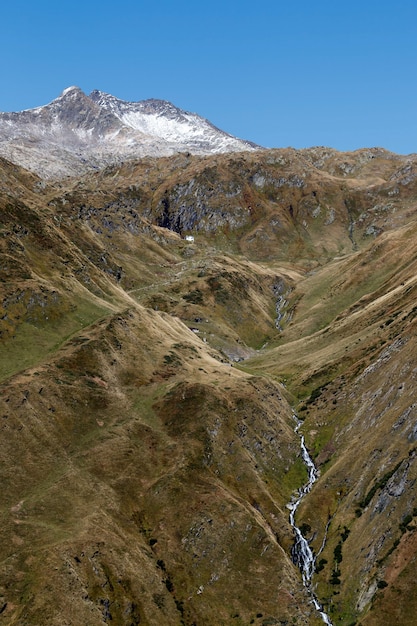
[288,415,333,626]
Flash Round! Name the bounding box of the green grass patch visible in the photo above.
[131,385,169,432]
[0,298,112,382]
[279,456,308,500]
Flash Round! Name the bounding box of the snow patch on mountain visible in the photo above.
[89,90,258,153]
[61,86,80,96]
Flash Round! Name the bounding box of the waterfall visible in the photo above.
[288,416,333,626]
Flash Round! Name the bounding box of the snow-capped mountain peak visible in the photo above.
[0,87,260,179]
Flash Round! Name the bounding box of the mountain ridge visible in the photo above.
[0,87,259,179]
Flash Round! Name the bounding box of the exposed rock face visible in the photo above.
[0,87,259,179]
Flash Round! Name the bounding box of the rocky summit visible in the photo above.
[0,87,258,179]
[1,93,417,626]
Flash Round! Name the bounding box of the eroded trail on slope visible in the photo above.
[288,415,333,626]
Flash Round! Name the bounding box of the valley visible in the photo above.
[1,136,417,625]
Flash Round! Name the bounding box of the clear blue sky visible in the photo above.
[1,0,416,154]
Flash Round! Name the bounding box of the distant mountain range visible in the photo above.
[0,86,259,179]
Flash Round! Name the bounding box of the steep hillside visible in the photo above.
[54,146,417,262]
[1,146,417,625]
[0,305,317,625]
[245,158,417,623]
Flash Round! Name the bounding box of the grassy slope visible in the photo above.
[0,306,319,625]
[245,216,417,621]
[1,148,417,624]
[0,158,320,624]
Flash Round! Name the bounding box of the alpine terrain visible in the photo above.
[0,87,258,179]
[1,88,417,626]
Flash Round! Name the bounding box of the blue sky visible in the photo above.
[1,0,416,154]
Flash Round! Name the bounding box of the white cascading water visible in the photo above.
[288,416,333,626]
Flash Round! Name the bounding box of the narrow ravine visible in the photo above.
[288,415,333,626]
